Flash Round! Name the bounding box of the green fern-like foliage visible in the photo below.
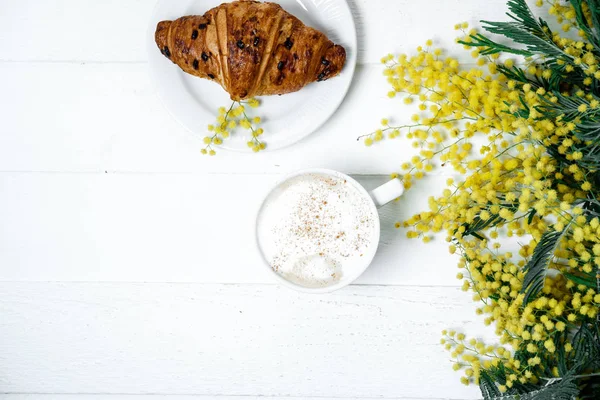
[459,0,600,398]
[460,0,568,58]
[483,0,567,59]
[464,0,600,171]
[521,227,570,304]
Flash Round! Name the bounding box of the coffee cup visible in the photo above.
[256,168,404,293]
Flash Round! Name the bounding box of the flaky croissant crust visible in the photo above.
[155,0,346,100]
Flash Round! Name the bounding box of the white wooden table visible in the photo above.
[0,1,509,399]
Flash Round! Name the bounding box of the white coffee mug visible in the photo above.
[255,168,404,293]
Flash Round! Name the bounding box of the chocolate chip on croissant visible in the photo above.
[155,0,346,101]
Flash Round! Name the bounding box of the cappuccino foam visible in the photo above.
[257,173,378,288]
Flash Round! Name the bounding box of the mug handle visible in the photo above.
[369,178,404,208]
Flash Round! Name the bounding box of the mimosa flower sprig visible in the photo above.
[364,0,600,398]
[202,97,266,155]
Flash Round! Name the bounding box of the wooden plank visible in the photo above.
[0,173,459,285]
[0,282,491,398]
[0,62,468,175]
[0,396,458,400]
[350,0,509,65]
[0,0,153,63]
[0,0,509,64]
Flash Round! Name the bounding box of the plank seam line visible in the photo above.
[0,171,462,177]
[0,393,459,400]
[0,281,461,289]
[0,60,148,65]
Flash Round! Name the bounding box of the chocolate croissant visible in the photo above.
[155,0,346,101]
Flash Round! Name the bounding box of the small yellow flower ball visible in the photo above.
[528,356,541,366]
[582,181,592,191]
[565,343,573,352]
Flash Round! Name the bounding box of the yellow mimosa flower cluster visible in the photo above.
[367,14,600,387]
[202,98,264,155]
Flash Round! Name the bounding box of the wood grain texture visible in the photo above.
[0,0,516,398]
[0,0,153,63]
[0,173,459,284]
[0,396,458,400]
[0,0,509,64]
[0,283,492,399]
[0,62,469,175]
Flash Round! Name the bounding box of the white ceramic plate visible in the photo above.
[147,0,357,151]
